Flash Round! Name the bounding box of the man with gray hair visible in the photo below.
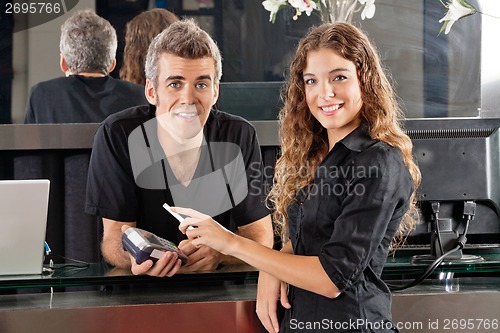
[24,9,147,123]
[86,19,273,276]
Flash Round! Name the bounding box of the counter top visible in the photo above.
[0,122,280,149]
[2,252,500,291]
[0,262,259,291]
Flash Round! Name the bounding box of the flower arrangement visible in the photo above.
[439,0,477,34]
[262,0,376,24]
[262,0,495,37]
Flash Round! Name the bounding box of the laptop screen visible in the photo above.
[0,179,50,275]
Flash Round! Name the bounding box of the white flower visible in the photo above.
[262,0,288,23]
[359,0,376,20]
[262,0,377,24]
[439,0,477,34]
[288,0,317,17]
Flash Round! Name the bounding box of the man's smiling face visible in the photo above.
[145,53,219,141]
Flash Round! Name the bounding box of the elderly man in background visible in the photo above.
[24,9,147,124]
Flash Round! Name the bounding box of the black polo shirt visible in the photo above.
[85,105,270,244]
[283,125,413,333]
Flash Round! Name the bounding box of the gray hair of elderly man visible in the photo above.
[59,9,117,75]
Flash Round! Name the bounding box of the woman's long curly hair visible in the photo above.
[267,23,421,247]
[120,8,179,85]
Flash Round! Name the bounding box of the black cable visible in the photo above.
[386,244,462,291]
[47,253,91,270]
[431,202,444,255]
[386,201,476,292]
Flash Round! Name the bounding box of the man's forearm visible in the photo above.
[240,215,274,248]
[101,236,132,268]
[101,218,137,268]
[221,214,274,266]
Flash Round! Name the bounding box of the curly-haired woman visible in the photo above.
[175,22,421,333]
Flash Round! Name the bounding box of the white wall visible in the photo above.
[480,1,500,117]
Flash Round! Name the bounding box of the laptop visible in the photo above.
[0,179,50,275]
